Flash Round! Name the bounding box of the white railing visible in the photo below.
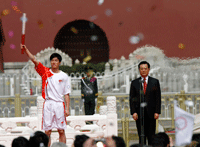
[0,73,30,96]
[2,69,200,96]
[0,96,117,147]
[4,44,200,96]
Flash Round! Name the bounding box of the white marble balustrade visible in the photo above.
[0,96,117,147]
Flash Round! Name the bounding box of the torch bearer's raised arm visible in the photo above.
[21,13,27,54]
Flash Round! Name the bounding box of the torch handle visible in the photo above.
[21,34,25,54]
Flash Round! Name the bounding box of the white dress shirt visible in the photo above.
[141,76,149,87]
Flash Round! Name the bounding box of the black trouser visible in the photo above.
[136,108,156,145]
[84,99,95,115]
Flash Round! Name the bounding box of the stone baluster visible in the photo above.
[49,47,53,55]
[106,96,117,136]
[43,49,48,61]
[10,77,14,96]
[30,106,37,117]
[195,96,200,115]
[113,59,118,71]
[28,60,32,73]
[28,106,39,130]
[65,54,70,66]
[129,53,134,65]
[75,59,80,64]
[105,62,110,75]
[40,50,44,62]
[126,75,130,94]
[120,56,126,68]
[29,61,34,75]
[55,48,59,53]
[162,72,167,92]
[99,105,107,115]
[69,57,72,67]
[61,52,66,65]
[37,96,44,130]
[58,49,62,55]
[36,52,40,58]
[96,91,103,113]
[113,74,119,92]
[45,48,50,67]
[168,72,172,92]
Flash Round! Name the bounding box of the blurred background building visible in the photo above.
[0,0,200,72]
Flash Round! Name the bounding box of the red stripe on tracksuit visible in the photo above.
[41,101,45,129]
[63,102,67,125]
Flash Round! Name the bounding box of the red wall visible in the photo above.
[1,0,200,62]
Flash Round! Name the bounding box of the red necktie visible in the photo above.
[143,77,147,94]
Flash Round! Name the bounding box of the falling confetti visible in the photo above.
[37,20,43,29]
[91,35,98,41]
[11,1,18,6]
[10,44,16,49]
[70,27,78,34]
[140,102,147,107]
[129,36,140,44]
[97,0,104,5]
[8,31,14,38]
[56,10,63,15]
[178,43,185,49]
[40,143,44,147]
[137,33,144,40]
[1,9,10,16]
[12,6,22,13]
[105,9,112,16]
[90,15,98,21]
[39,24,43,29]
[83,55,92,63]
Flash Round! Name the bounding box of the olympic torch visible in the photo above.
[21,13,27,54]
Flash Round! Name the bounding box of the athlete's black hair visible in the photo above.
[50,53,62,62]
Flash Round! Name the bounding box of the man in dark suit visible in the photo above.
[129,61,161,145]
[81,66,98,123]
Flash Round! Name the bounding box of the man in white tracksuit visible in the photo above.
[21,44,71,147]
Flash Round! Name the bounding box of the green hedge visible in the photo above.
[59,62,113,75]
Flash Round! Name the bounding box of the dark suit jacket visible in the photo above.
[129,76,161,119]
[81,76,98,101]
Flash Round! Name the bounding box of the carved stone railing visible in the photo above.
[0,96,117,147]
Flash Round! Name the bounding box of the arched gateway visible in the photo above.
[54,19,109,64]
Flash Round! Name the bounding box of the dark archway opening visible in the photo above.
[54,19,109,64]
